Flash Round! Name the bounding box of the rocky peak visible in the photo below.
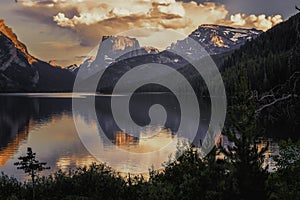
[115,46,160,62]
[199,24,224,30]
[0,19,36,64]
[85,56,96,63]
[142,46,160,54]
[102,35,140,51]
[65,64,79,73]
[170,24,262,56]
[48,60,61,68]
[92,36,140,68]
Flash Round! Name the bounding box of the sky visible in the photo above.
[0,0,299,66]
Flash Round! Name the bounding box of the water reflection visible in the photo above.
[0,121,31,166]
[0,95,91,180]
[0,93,281,179]
[114,131,139,146]
[114,128,175,153]
[0,93,210,180]
[0,96,38,167]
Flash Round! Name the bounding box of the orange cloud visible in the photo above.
[229,13,283,31]
[20,0,283,48]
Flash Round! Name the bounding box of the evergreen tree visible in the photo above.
[223,67,269,200]
[268,139,300,199]
[14,147,50,200]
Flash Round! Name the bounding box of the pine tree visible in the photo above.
[14,147,50,200]
[223,67,269,200]
[268,139,300,199]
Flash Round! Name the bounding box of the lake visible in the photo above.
[0,93,212,180]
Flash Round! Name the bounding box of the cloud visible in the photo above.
[75,55,91,60]
[19,0,283,49]
[229,13,283,30]
[156,1,185,17]
[230,13,246,26]
[53,13,75,27]
[37,41,78,49]
[182,2,229,29]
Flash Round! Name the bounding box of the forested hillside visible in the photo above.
[221,12,300,138]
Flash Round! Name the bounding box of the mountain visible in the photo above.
[95,36,140,67]
[0,20,75,92]
[0,20,38,91]
[116,46,159,62]
[32,60,75,92]
[75,25,262,80]
[170,24,262,56]
[76,25,262,93]
[48,60,62,68]
[75,56,95,74]
[75,36,161,81]
[221,13,300,95]
[66,64,79,73]
[0,19,36,64]
[221,13,300,138]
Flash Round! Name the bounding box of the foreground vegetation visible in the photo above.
[0,138,299,200]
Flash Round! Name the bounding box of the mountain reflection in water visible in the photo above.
[0,93,210,180]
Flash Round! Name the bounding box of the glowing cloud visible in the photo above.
[229,13,283,30]
[18,0,284,57]
[21,0,283,33]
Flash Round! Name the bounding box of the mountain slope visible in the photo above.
[170,24,262,55]
[0,20,75,92]
[221,12,300,138]
[0,19,36,64]
[222,13,300,94]
[33,61,75,92]
[76,36,161,82]
[0,26,38,91]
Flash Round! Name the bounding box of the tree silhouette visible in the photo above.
[223,67,269,199]
[14,147,50,200]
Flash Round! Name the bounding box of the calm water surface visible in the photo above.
[0,93,211,180]
[0,93,279,180]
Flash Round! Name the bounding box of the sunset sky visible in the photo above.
[0,0,299,66]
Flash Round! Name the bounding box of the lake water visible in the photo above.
[0,93,280,180]
[0,93,212,180]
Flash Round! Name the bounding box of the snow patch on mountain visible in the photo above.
[170,24,262,55]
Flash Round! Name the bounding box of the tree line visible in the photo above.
[0,139,299,200]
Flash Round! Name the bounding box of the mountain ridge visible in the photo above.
[0,19,75,92]
[0,19,36,64]
[170,24,262,55]
[75,25,261,76]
